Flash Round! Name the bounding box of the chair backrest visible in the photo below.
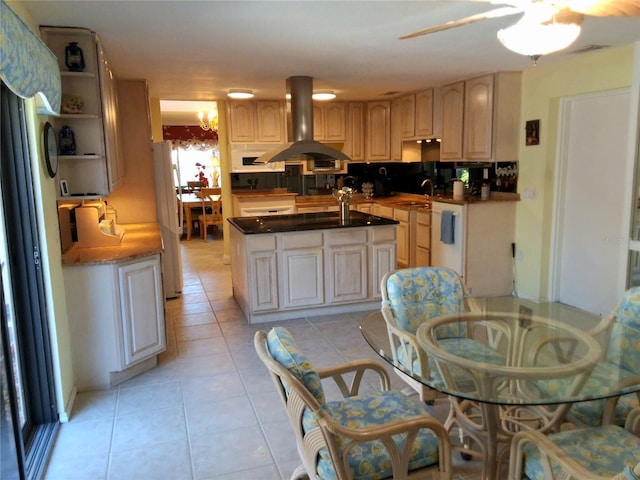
[607,286,640,373]
[200,194,223,224]
[382,266,469,336]
[200,187,221,196]
[187,181,204,192]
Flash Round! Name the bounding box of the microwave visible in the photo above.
[230,145,286,173]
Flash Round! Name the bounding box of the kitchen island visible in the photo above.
[228,211,398,323]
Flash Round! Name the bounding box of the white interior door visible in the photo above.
[554,89,630,315]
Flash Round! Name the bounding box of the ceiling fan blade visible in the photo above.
[558,0,640,16]
[399,6,524,40]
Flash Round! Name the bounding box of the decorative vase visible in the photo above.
[58,126,76,155]
[65,42,85,72]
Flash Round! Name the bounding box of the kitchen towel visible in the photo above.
[441,210,455,244]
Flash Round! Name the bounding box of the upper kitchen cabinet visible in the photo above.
[440,81,465,160]
[344,102,365,161]
[415,88,437,138]
[41,27,122,198]
[366,101,391,161]
[313,102,346,142]
[227,100,286,144]
[390,97,403,161]
[441,72,521,162]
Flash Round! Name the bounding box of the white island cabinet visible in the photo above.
[229,212,397,323]
[63,253,165,390]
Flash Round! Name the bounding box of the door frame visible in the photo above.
[549,87,636,307]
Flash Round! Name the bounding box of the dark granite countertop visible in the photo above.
[228,211,398,234]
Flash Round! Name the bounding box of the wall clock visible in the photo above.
[43,122,58,178]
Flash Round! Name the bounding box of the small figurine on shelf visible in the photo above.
[65,42,85,72]
[58,126,76,155]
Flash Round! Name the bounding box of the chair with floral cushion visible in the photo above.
[542,286,640,428]
[380,267,505,404]
[254,326,453,480]
[509,406,640,480]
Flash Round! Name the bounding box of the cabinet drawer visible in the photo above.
[282,232,323,249]
[416,211,431,227]
[374,205,394,219]
[326,229,367,246]
[248,235,277,251]
[371,226,396,243]
[415,246,430,266]
[393,209,409,223]
[415,226,431,248]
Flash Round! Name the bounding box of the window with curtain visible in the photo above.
[171,139,220,189]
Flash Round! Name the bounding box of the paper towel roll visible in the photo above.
[453,180,464,200]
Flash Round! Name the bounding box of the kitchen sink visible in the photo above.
[393,201,431,208]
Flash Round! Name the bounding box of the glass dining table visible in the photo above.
[359,309,640,480]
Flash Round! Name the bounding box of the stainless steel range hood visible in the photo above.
[255,76,350,164]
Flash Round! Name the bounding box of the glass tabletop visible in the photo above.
[359,309,640,406]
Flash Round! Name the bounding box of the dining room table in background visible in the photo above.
[177,192,221,240]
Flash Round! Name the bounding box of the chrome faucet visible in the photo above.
[420,178,434,198]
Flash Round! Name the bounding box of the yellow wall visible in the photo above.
[515,44,636,300]
[7,1,77,421]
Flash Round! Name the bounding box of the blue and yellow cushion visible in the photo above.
[267,327,325,404]
[616,286,640,331]
[301,391,440,480]
[385,267,467,336]
[523,425,640,480]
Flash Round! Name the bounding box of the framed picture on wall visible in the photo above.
[526,120,540,146]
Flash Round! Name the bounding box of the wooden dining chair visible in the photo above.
[198,193,222,242]
[186,181,204,192]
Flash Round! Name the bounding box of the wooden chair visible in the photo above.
[254,327,453,480]
[198,192,222,241]
[509,406,640,479]
[186,181,204,192]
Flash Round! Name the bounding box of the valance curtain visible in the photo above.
[0,1,61,115]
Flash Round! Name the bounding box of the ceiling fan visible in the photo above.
[400,0,640,61]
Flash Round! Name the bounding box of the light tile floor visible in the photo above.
[43,236,601,480]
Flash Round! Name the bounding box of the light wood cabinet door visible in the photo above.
[463,74,494,160]
[415,89,434,138]
[440,81,465,160]
[314,102,346,141]
[391,97,403,161]
[249,250,279,311]
[228,101,257,143]
[256,101,285,143]
[366,101,391,161]
[282,249,324,308]
[344,102,365,161]
[327,244,368,303]
[118,255,165,367]
[399,94,416,138]
[394,209,410,268]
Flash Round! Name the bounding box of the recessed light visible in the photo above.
[312,90,336,101]
[227,89,254,99]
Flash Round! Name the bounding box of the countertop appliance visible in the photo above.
[152,141,183,299]
[231,144,286,173]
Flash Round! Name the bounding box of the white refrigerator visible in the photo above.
[152,141,183,299]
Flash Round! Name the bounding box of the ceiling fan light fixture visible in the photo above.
[312,90,336,101]
[227,89,254,99]
[497,19,581,59]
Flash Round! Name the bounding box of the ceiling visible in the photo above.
[17,1,640,125]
